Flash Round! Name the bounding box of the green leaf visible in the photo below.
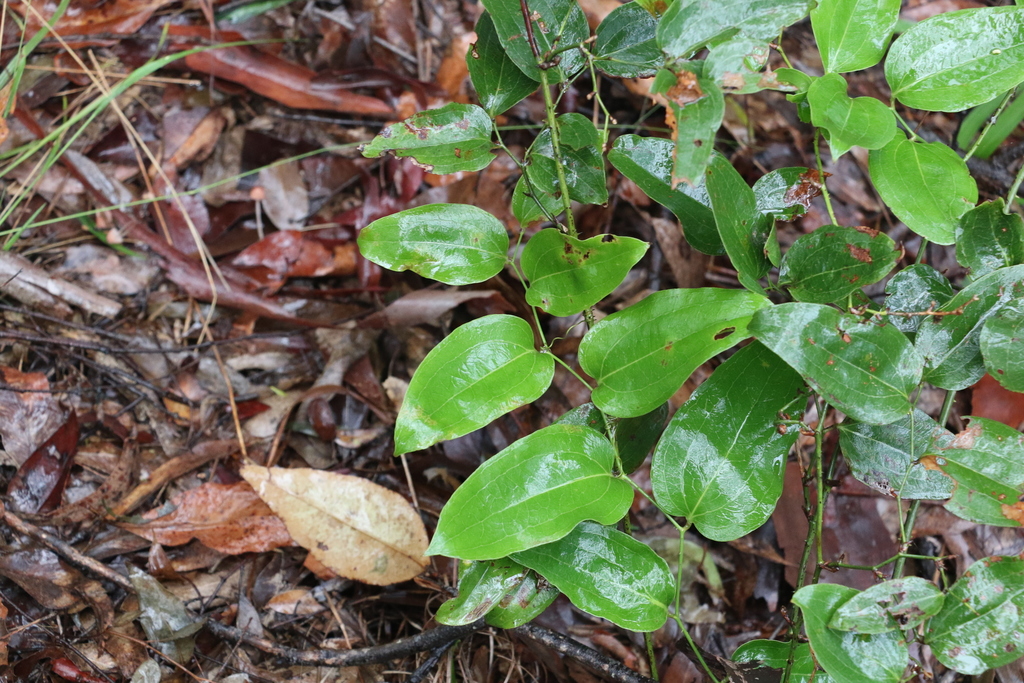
[483,568,560,628]
[811,0,900,73]
[750,303,923,425]
[657,0,813,60]
[921,417,1024,527]
[436,558,528,625]
[807,73,898,157]
[733,640,833,683]
[481,0,589,82]
[522,230,648,316]
[468,13,540,117]
[830,577,944,634]
[556,402,669,474]
[705,153,772,292]
[526,114,608,206]
[594,3,661,79]
[512,521,674,631]
[884,264,955,335]
[395,315,553,454]
[651,342,805,541]
[607,135,723,255]
[580,288,771,418]
[868,132,978,245]
[428,424,632,559]
[358,204,509,285]
[955,199,1024,280]
[925,555,1024,674]
[885,6,1024,112]
[837,410,954,500]
[753,166,814,221]
[915,265,1024,390]
[361,103,495,174]
[981,299,1024,392]
[651,68,724,188]
[792,583,909,683]
[705,36,771,94]
[512,174,560,227]
[779,224,900,304]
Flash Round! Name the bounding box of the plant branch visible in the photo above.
[514,623,657,683]
[538,69,578,237]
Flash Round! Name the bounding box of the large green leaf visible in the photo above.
[480,0,589,81]
[512,521,675,631]
[395,315,553,454]
[981,299,1024,392]
[594,2,661,78]
[885,6,1024,112]
[807,73,898,157]
[955,199,1024,280]
[651,342,805,541]
[750,303,923,425]
[358,204,509,286]
[361,103,495,174]
[732,640,834,683]
[657,0,813,60]
[468,13,540,117]
[556,402,669,474]
[925,556,1024,674]
[811,0,900,73]
[921,417,1024,527]
[526,114,608,206]
[830,577,944,634]
[868,132,978,245]
[428,424,632,559]
[792,584,909,683]
[884,264,955,335]
[837,410,954,500]
[522,229,648,316]
[705,152,772,292]
[651,68,724,188]
[607,135,723,255]
[579,288,771,418]
[779,224,899,304]
[704,36,771,94]
[915,265,1024,390]
[436,558,527,625]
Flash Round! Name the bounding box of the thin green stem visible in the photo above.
[964,89,1015,162]
[915,238,929,265]
[551,354,594,390]
[538,69,577,237]
[1005,155,1024,214]
[673,615,722,683]
[493,131,559,225]
[645,632,660,682]
[812,397,828,579]
[813,132,838,225]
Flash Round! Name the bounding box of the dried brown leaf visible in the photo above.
[0,366,66,467]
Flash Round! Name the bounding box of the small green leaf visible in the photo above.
[705,36,771,94]
[512,521,674,632]
[361,103,495,174]
[428,424,632,559]
[651,68,724,188]
[556,402,669,474]
[436,558,528,626]
[921,417,1024,527]
[837,410,954,500]
[750,303,923,425]
[955,199,1024,280]
[512,173,560,227]
[779,224,900,304]
[981,299,1024,392]
[607,135,723,255]
[651,342,805,541]
[884,264,955,334]
[522,230,648,316]
[807,73,898,157]
[811,0,900,73]
[925,555,1024,674]
[793,583,909,683]
[885,6,1024,112]
[705,153,772,292]
[556,402,606,432]
[868,132,978,245]
[594,3,661,78]
[483,569,560,628]
[580,288,771,418]
[395,315,553,455]
[830,577,944,634]
[657,0,813,60]
[733,640,832,683]
[481,0,588,82]
[526,114,608,206]
[468,13,540,116]
[358,204,509,286]
[753,166,814,221]
[915,265,1024,390]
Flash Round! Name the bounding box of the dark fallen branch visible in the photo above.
[513,623,657,683]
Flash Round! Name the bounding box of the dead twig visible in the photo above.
[513,623,658,683]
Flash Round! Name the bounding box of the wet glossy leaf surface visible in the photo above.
[428,424,632,560]
[481,0,588,81]
[594,3,660,78]
[955,199,1024,280]
[652,342,805,541]
[556,402,669,474]
[653,69,724,188]
[483,568,560,628]
[779,224,899,304]
[884,264,955,334]
[750,303,923,424]
[526,114,608,206]
[868,133,978,245]
[361,103,495,174]
[6,409,77,514]
[395,315,554,454]
[811,0,900,73]
[706,152,772,291]
[580,288,771,418]
[436,558,527,625]
[607,135,723,255]
[830,577,944,634]
[512,173,560,226]
[705,36,771,94]
[885,6,1024,112]
[732,639,835,683]
[837,410,954,499]
[981,299,1024,392]
[511,521,674,631]
[793,583,909,683]
[468,12,539,116]
[920,417,1024,527]
[807,73,897,157]
[657,0,813,60]
[753,166,816,221]
[915,265,1024,390]
[522,229,648,316]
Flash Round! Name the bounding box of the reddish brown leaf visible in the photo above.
[784,169,830,210]
[12,0,176,36]
[231,230,356,289]
[7,411,79,514]
[971,373,1024,429]
[0,366,66,467]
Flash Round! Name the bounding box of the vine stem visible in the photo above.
[538,68,578,238]
[812,131,837,225]
[1006,154,1024,214]
[963,88,1014,162]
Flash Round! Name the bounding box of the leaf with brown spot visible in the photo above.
[779,224,898,304]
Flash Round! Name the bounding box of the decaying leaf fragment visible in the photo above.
[240,465,428,585]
